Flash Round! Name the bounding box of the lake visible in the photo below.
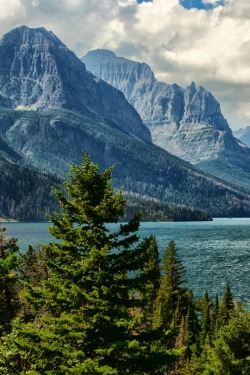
[2,218,250,307]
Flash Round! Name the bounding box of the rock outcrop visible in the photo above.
[0,27,151,142]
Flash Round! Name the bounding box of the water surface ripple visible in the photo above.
[4,218,250,306]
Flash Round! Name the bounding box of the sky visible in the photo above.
[0,0,250,130]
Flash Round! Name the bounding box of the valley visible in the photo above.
[0,26,250,220]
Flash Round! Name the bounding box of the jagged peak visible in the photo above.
[197,85,205,92]
[84,49,117,60]
[0,25,66,48]
[186,81,196,91]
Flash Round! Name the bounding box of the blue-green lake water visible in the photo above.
[3,218,250,306]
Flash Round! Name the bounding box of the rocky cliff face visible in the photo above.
[0,27,151,142]
[83,50,250,190]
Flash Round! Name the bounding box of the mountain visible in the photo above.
[0,118,61,221]
[82,50,250,191]
[1,106,250,217]
[233,127,250,148]
[0,26,151,143]
[1,26,250,218]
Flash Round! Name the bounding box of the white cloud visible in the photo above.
[0,0,25,20]
[32,0,40,7]
[0,0,250,129]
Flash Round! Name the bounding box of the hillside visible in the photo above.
[1,107,250,217]
[234,127,250,148]
[0,156,61,221]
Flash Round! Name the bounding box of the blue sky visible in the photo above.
[137,0,225,10]
[0,0,250,130]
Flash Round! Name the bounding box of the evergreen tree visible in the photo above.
[18,245,49,321]
[19,245,48,287]
[199,290,211,342]
[211,293,219,334]
[219,283,234,326]
[0,227,19,335]
[153,240,186,330]
[1,155,172,374]
[203,309,250,375]
[138,235,161,325]
[185,302,199,349]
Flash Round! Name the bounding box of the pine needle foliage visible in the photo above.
[153,240,187,330]
[0,226,19,335]
[2,154,172,374]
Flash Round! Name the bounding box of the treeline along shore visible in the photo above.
[0,156,249,374]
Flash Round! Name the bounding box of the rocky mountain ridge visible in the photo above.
[0,26,151,142]
[1,27,250,218]
[82,50,250,191]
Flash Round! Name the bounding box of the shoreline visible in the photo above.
[0,217,18,223]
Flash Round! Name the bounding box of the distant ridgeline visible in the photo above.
[1,26,250,220]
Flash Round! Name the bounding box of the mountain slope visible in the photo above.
[1,107,250,217]
[1,27,250,218]
[82,50,250,191]
[0,26,151,142]
[233,127,250,148]
[0,156,61,221]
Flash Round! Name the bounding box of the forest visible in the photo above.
[0,155,249,374]
[0,156,61,221]
[1,107,250,219]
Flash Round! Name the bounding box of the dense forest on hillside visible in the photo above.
[1,107,250,217]
[0,156,249,374]
[0,154,211,222]
[124,198,212,222]
[0,157,61,221]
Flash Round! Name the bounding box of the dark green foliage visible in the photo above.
[211,293,220,333]
[184,291,199,348]
[219,283,234,326]
[153,240,187,330]
[1,107,250,217]
[0,157,62,221]
[0,227,19,334]
[0,157,249,374]
[198,291,211,342]
[138,236,161,323]
[202,309,250,375]
[124,198,212,222]
[19,245,48,287]
[2,155,172,374]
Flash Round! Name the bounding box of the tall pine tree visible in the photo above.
[2,154,172,374]
[219,283,234,327]
[153,240,186,330]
